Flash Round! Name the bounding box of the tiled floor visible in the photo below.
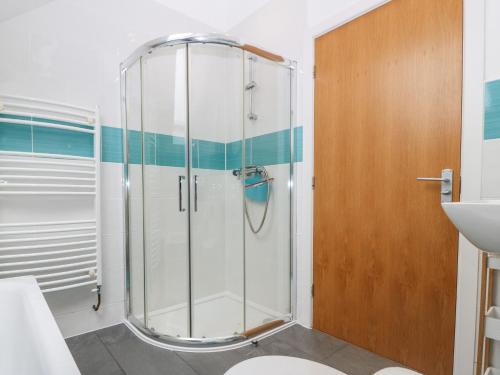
[66,323,402,375]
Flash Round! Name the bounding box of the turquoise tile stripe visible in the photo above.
[34,127,93,157]
[0,118,303,166]
[0,118,94,157]
[127,130,142,164]
[143,132,156,165]
[294,126,303,162]
[226,140,242,170]
[248,128,291,166]
[220,126,303,170]
[101,126,122,162]
[0,123,32,152]
[192,139,225,170]
[157,134,185,167]
[485,80,500,140]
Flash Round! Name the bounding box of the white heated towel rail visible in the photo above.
[0,94,102,307]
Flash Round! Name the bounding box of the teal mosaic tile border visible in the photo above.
[101,126,122,162]
[0,113,303,167]
[485,79,500,140]
[0,113,94,157]
[0,123,32,152]
[225,127,303,170]
[33,126,93,157]
[192,139,225,170]
[127,130,142,164]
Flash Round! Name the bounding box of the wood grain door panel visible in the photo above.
[313,1,462,374]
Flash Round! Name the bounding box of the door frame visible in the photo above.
[299,1,485,374]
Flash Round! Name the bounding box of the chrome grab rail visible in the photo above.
[245,177,274,189]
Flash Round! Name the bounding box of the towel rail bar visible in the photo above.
[0,226,96,236]
[1,253,96,268]
[0,239,96,252]
[0,219,95,228]
[0,246,97,259]
[35,267,97,280]
[42,279,97,293]
[0,233,96,244]
[0,259,97,275]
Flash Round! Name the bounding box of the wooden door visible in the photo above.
[313,1,462,374]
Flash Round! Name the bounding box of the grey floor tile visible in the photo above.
[270,325,348,360]
[66,332,125,375]
[323,344,401,375]
[175,350,248,375]
[236,338,321,362]
[97,324,198,375]
[66,323,405,375]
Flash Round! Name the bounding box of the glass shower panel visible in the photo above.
[141,45,190,337]
[125,60,145,325]
[187,43,245,338]
[243,53,292,331]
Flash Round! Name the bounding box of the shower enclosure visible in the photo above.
[121,34,295,348]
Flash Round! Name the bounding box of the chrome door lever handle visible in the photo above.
[416,169,453,203]
[416,177,450,182]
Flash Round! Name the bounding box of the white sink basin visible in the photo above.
[442,200,500,253]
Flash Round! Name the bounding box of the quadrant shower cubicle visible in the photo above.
[121,34,295,347]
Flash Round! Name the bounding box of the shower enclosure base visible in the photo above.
[130,292,290,342]
[123,316,296,353]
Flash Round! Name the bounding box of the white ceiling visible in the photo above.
[0,0,364,31]
[0,0,55,22]
[152,0,273,31]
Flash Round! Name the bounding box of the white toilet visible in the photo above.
[225,356,346,375]
[374,368,422,375]
[225,357,422,375]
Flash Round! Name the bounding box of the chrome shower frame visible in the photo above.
[120,33,297,350]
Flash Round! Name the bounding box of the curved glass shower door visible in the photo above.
[141,44,190,337]
[242,52,292,333]
[188,43,245,338]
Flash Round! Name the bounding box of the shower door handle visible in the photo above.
[194,175,199,212]
[178,176,186,212]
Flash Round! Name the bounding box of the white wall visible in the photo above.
[307,0,362,27]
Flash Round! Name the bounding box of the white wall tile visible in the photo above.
[485,0,500,82]
[482,140,500,199]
